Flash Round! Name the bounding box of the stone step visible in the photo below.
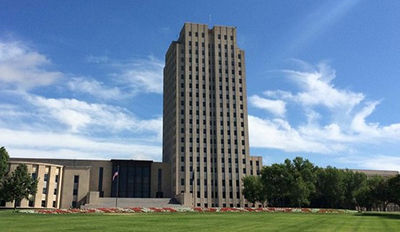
[82,198,182,208]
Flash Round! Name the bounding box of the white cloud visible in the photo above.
[249,61,400,155]
[80,56,164,97]
[67,77,124,100]
[249,95,286,117]
[1,128,162,161]
[284,63,364,111]
[351,101,400,140]
[248,115,335,153]
[27,95,162,135]
[0,91,163,160]
[0,40,63,89]
[115,56,164,94]
[86,55,109,64]
[362,156,400,171]
[263,90,293,99]
[0,40,164,161]
[338,155,400,172]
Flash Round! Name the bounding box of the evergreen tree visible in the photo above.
[0,147,9,180]
[2,164,38,210]
[0,146,10,199]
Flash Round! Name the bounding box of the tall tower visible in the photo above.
[163,23,262,207]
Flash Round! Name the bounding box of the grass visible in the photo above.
[0,211,400,231]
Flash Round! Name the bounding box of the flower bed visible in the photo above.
[18,207,357,215]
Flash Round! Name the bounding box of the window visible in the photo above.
[74,175,79,184]
[41,200,46,207]
[73,189,78,195]
[98,167,103,195]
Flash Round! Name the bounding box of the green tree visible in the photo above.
[387,174,400,207]
[287,157,317,207]
[242,176,263,206]
[343,170,367,210]
[355,176,384,211]
[256,182,268,207]
[289,176,311,207]
[313,167,346,208]
[260,163,291,207]
[0,146,9,180]
[260,157,317,207]
[2,164,38,210]
[0,146,10,199]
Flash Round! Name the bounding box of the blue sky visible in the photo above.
[1,1,400,171]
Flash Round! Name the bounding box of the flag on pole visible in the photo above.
[112,171,118,181]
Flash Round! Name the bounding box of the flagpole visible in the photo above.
[115,165,119,208]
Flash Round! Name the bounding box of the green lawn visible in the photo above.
[0,211,399,231]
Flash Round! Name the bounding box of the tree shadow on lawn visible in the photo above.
[355,213,400,220]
